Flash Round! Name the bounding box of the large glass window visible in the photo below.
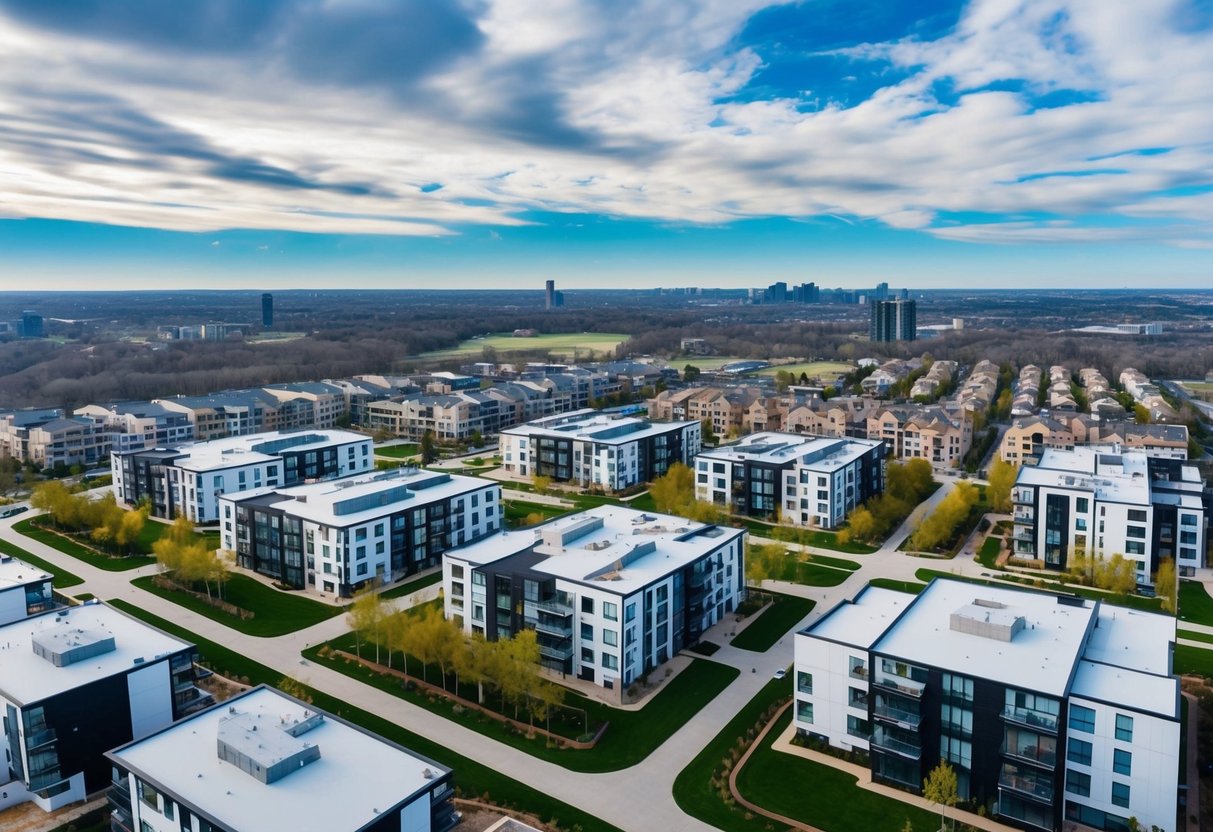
[1065,770,1091,798]
[797,700,814,724]
[1067,738,1093,766]
[1113,749,1131,776]
[797,671,813,695]
[1115,713,1133,742]
[941,673,974,702]
[1111,782,1130,808]
[1070,704,1096,733]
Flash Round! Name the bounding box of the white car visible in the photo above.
[773,668,787,680]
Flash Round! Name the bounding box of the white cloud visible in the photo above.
[0,0,1209,246]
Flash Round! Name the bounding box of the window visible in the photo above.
[1126,525,1146,539]
[603,629,618,647]
[1115,713,1133,742]
[138,780,162,811]
[602,653,618,670]
[357,562,368,576]
[1111,782,1130,808]
[1076,497,1089,513]
[1070,704,1096,733]
[1127,509,1147,522]
[1067,738,1092,766]
[625,603,636,622]
[797,700,813,724]
[603,601,618,621]
[1113,749,1131,776]
[797,671,813,695]
[1126,540,1145,555]
[581,647,593,663]
[941,673,974,702]
[1065,770,1091,798]
[581,597,594,614]
[580,623,593,642]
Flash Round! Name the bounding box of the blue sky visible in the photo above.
[0,1,1211,290]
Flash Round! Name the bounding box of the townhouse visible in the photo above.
[866,404,973,469]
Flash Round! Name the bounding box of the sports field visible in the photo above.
[755,360,853,379]
[418,332,629,360]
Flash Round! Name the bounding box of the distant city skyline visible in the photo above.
[1,1,1211,290]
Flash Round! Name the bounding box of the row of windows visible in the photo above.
[1070,705,1133,741]
[1066,769,1131,808]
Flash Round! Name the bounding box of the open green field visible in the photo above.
[108,601,620,832]
[131,573,344,636]
[755,361,854,379]
[732,595,816,652]
[417,332,629,361]
[374,443,420,458]
[1180,580,1213,625]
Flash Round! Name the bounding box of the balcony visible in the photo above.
[871,728,921,760]
[998,768,1054,803]
[1013,528,1035,542]
[1001,706,1058,734]
[1013,507,1035,523]
[527,597,574,617]
[538,641,575,661]
[1013,490,1034,505]
[25,727,57,750]
[872,675,925,699]
[848,664,869,681]
[1001,741,1057,770]
[525,615,573,637]
[873,701,922,730]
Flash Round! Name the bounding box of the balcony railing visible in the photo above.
[525,597,574,617]
[1013,507,1035,523]
[538,642,575,661]
[872,675,925,699]
[525,616,574,637]
[25,727,57,749]
[871,729,921,759]
[998,769,1054,803]
[1001,706,1059,734]
[1013,490,1034,504]
[848,664,869,681]
[873,701,921,729]
[1001,742,1057,770]
[1013,528,1035,542]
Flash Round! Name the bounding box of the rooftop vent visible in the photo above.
[217,708,323,784]
[949,600,1025,643]
[32,623,117,667]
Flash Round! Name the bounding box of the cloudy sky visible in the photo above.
[1,0,1211,290]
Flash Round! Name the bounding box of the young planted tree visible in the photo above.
[649,461,694,514]
[922,760,958,832]
[1155,558,1178,613]
[986,458,1019,513]
[346,585,386,662]
[420,429,438,464]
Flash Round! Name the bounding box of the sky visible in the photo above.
[1,0,1212,291]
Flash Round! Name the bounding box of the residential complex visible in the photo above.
[0,409,109,470]
[0,554,55,625]
[866,404,973,469]
[795,578,1180,832]
[870,298,917,342]
[112,428,373,523]
[443,506,745,695]
[106,685,457,832]
[74,402,196,455]
[999,415,1189,465]
[693,432,886,528]
[1011,448,1207,578]
[0,602,209,813]
[500,409,700,492]
[220,467,501,596]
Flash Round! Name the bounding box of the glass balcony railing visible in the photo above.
[1001,706,1059,734]
[872,675,925,698]
[848,664,869,681]
[998,767,1054,803]
[871,729,921,759]
[873,701,921,729]
[1000,741,1057,770]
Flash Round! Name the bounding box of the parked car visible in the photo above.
[0,504,29,518]
[773,668,787,680]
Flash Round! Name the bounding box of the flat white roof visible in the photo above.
[872,579,1097,697]
[110,686,448,832]
[0,603,191,705]
[449,506,742,594]
[806,587,912,649]
[698,431,881,470]
[170,429,369,474]
[1016,447,1152,505]
[0,555,51,591]
[503,408,695,445]
[229,467,496,527]
[1082,603,1175,677]
[1071,660,1178,719]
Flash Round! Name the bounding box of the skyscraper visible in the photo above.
[20,310,44,338]
[261,293,273,328]
[870,299,917,342]
[544,279,563,309]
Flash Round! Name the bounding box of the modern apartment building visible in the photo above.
[74,401,196,455]
[112,429,373,523]
[500,409,701,492]
[366,392,502,441]
[870,299,917,342]
[0,603,209,813]
[866,405,973,469]
[221,467,500,597]
[443,506,744,695]
[0,409,109,470]
[1011,448,1207,578]
[795,578,1179,832]
[106,685,457,832]
[0,554,55,625]
[999,415,1190,465]
[693,432,886,528]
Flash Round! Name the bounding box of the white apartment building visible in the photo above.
[0,554,56,625]
[500,409,701,492]
[106,685,458,832]
[222,467,500,597]
[0,603,208,814]
[693,432,886,528]
[112,429,373,524]
[443,506,744,697]
[73,402,195,455]
[1012,448,1207,579]
[796,578,1180,832]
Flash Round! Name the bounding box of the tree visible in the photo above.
[276,676,313,704]
[745,542,788,586]
[839,506,878,545]
[986,458,1019,513]
[153,514,200,574]
[683,364,701,382]
[1094,553,1137,595]
[1155,558,1177,613]
[700,418,718,445]
[909,482,978,552]
[923,760,958,832]
[649,461,694,514]
[1133,403,1150,424]
[531,473,553,496]
[347,585,387,662]
[420,429,438,464]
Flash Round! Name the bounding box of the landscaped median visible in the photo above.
[107,600,621,832]
[15,516,155,570]
[0,535,85,588]
[131,573,344,637]
[730,593,816,653]
[303,630,740,772]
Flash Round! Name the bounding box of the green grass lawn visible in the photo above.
[625,491,657,511]
[107,601,618,832]
[417,331,629,361]
[672,675,790,831]
[867,578,927,594]
[1180,581,1213,625]
[15,518,156,571]
[741,519,878,554]
[977,535,1004,569]
[1176,644,1213,677]
[754,360,854,379]
[306,633,738,771]
[915,568,1167,612]
[792,562,852,587]
[732,595,816,652]
[131,573,343,637]
[375,443,420,458]
[1178,629,1213,645]
[379,569,443,600]
[735,710,939,832]
[502,499,568,528]
[0,535,85,588]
